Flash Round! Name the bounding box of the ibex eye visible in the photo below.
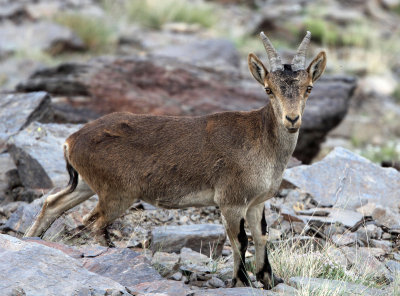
[265,87,272,95]
[306,86,313,93]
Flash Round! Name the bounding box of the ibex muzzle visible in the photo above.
[25,32,326,289]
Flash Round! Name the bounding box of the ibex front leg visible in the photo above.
[220,206,251,287]
[246,203,283,289]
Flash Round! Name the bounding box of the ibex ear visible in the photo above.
[307,51,327,82]
[248,53,268,86]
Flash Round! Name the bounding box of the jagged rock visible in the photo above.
[2,195,44,234]
[0,152,17,201]
[295,207,363,229]
[0,21,84,57]
[180,247,210,265]
[151,224,226,257]
[16,56,356,163]
[207,276,225,288]
[331,233,358,246]
[372,205,400,229]
[7,122,81,189]
[0,92,52,152]
[0,234,130,295]
[284,147,400,209]
[289,277,386,296]
[370,239,392,253]
[151,251,180,277]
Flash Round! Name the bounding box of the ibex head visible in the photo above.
[248,31,327,133]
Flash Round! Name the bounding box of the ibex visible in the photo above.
[25,32,326,288]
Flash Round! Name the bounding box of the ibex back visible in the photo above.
[25,31,327,289]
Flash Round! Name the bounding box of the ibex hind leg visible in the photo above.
[83,191,139,247]
[24,178,95,238]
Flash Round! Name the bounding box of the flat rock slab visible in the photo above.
[0,234,130,295]
[8,122,81,189]
[151,223,226,257]
[128,280,190,296]
[0,21,84,56]
[284,147,400,210]
[296,207,363,229]
[289,277,387,296]
[192,288,279,295]
[0,92,52,152]
[82,248,163,287]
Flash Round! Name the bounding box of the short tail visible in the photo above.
[64,143,78,193]
[66,160,79,193]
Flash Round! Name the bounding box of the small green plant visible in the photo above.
[123,0,217,29]
[53,13,116,53]
[393,84,400,103]
[359,142,400,163]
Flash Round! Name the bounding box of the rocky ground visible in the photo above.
[0,0,400,295]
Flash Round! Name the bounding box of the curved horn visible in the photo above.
[260,31,283,72]
[291,31,311,71]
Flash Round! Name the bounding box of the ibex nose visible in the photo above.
[285,115,299,125]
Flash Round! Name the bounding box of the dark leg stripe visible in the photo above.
[256,247,273,281]
[261,208,267,236]
[236,218,250,286]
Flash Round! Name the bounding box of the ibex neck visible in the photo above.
[261,102,298,159]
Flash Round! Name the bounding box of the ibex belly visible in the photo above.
[144,188,216,209]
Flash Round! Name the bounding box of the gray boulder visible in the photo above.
[0,92,52,152]
[7,122,81,189]
[284,147,400,210]
[151,223,226,257]
[0,234,130,295]
[0,21,84,57]
[152,38,240,69]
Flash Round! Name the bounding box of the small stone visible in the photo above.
[385,260,400,274]
[382,233,392,240]
[168,271,183,281]
[370,239,392,253]
[180,263,211,275]
[151,251,180,277]
[332,233,358,246]
[151,224,226,257]
[357,202,376,216]
[324,224,346,238]
[217,267,233,281]
[372,206,400,229]
[272,283,298,294]
[180,247,210,265]
[207,276,225,288]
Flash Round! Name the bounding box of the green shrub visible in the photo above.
[54,13,116,53]
[124,0,216,29]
